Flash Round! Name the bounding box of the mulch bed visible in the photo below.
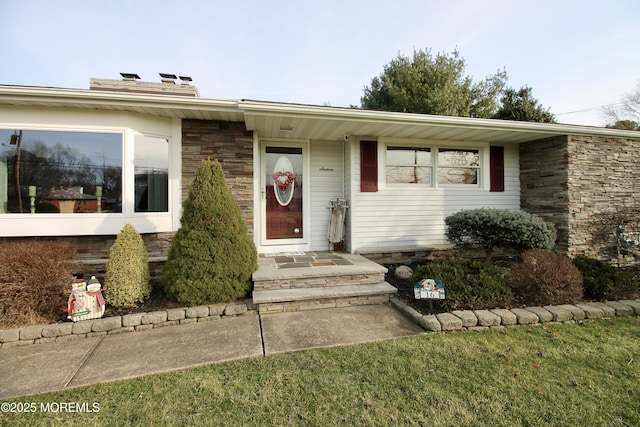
[385,262,640,316]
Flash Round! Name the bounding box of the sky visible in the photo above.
[1,0,638,127]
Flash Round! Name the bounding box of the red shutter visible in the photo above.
[490,146,505,192]
[360,141,378,192]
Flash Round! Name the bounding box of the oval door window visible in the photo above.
[273,156,295,206]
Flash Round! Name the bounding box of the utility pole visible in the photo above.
[13,130,23,213]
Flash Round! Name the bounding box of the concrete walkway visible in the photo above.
[0,305,423,399]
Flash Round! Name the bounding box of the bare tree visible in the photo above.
[604,81,640,130]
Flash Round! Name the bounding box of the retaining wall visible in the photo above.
[392,297,640,332]
[0,300,255,349]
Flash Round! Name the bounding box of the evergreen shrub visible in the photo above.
[573,256,638,300]
[412,259,512,311]
[445,208,556,262]
[104,223,151,307]
[0,239,78,327]
[509,249,583,306]
[162,159,258,306]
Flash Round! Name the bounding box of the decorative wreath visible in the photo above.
[273,171,295,192]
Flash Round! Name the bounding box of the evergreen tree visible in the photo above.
[493,86,556,123]
[104,223,151,307]
[360,49,507,118]
[162,159,257,306]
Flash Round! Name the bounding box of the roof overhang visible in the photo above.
[239,100,640,143]
[1,84,638,144]
[0,85,244,122]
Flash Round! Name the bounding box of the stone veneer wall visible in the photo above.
[520,134,640,264]
[566,135,640,263]
[181,119,254,234]
[519,136,571,253]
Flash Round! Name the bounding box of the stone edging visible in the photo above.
[391,297,640,332]
[0,300,255,350]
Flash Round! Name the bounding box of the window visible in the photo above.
[0,129,122,214]
[386,147,432,184]
[437,149,480,185]
[134,135,169,212]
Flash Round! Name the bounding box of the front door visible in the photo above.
[261,142,309,249]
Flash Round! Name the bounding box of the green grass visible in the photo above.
[2,317,640,426]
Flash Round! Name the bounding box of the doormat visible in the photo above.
[263,252,306,257]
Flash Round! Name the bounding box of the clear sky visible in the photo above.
[1,0,638,127]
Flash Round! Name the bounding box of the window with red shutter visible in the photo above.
[360,141,378,192]
[490,146,505,192]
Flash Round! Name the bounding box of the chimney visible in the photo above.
[89,73,200,97]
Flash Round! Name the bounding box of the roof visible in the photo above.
[1,84,638,143]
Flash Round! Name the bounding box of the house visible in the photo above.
[1,75,639,271]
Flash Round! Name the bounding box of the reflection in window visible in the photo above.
[437,149,480,185]
[386,147,432,184]
[134,135,168,212]
[0,130,122,213]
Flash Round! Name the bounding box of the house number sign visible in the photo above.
[414,279,445,300]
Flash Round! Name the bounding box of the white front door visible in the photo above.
[260,140,310,251]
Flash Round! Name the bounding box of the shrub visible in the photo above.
[162,159,258,306]
[573,256,638,300]
[445,208,556,262]
[509,249,583,306]
[412,259,512,311]
[104,224,151,307]
[0,239,78,327]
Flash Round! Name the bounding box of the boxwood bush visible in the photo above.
[412,259,512,311]
[445,208,556,262]
[573,256,638,300]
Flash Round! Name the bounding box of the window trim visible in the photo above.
[381,138,489,190]
[436,147,481,188]
[385,146,433,186]
[0,109,177,237]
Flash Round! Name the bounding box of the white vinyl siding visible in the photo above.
[309,140,344,251]
[352,141,520,251]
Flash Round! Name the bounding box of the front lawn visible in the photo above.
[2,317,639,426]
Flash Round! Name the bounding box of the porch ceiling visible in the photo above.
[239,100,640,144]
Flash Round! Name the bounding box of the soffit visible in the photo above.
[240,100,640,144]
[2,85,638,144]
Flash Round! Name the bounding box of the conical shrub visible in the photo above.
[162,159,258,306]
[104,223,151,307]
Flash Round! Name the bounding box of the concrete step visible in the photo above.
[253,272,387,291]
[252,256,388,291]
[253,282,398,314]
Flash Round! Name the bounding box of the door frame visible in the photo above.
[258,138,311,253]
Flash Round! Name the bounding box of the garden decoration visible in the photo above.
[67,275,105,322]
